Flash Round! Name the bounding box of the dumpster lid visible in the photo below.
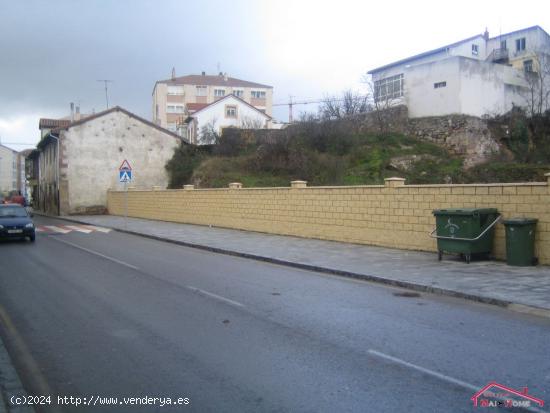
[503,217,538,225]
[433,208,498,216]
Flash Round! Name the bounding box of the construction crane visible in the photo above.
[273,96,325,123]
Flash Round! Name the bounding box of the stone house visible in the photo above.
[34,106,182,215]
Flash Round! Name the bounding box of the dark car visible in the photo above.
[0,204,36,242]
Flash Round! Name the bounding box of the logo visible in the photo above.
[471,382,544,409]
[445,218,460,235]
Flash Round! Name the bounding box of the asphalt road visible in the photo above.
[0,215,549,412]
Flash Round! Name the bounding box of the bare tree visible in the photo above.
[199,119,220,145]
[521,52,550,117]
[319,90,370,120]
[239,116,266,129]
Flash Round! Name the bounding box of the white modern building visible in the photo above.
[183,94,272,144]
[368,25,550,117]
[0,144,25,196]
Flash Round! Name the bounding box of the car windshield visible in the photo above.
[0,206,28,217]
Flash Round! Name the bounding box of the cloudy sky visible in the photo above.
[0,0,547,151]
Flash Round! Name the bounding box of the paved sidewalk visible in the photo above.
[0,337,32,413]
[48,214,550,315]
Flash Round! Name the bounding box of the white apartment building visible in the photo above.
[152,71,273,136]
[0,144,25,196]
[368,25,550,117]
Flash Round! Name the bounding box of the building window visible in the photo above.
[196,86,207,96]
[251,90,266,99]
[500,40,507,50]
[523,59,533,73]
[374,73,404,101]
[471,44,479,56]
[214,89,225,97]
[233,89,244,98]
[516,38,526,52]
[167,86,184,95]
[434,81,447,89]
[166,105,185,113]
[225,105,237,118]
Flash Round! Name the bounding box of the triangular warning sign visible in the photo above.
[119,159,132,171]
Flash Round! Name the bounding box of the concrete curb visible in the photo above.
[0,335,33,413]
[39,213,550,319]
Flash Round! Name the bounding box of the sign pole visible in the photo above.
[124,180,128,230]
[118,159,132,231]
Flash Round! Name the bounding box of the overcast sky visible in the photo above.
[0,0,548,151]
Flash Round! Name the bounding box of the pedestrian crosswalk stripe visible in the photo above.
[64,225,92,233]
[81,225,111,233]
[44,225,71,234]
[37,225,111,235]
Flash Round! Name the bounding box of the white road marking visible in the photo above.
[186,286,244,308]
[82,225,111,233]
[367,350,547,413]
[35,227,45,232]
[65,225,92,234]
[49,237,139,271]
[44,225,71,234]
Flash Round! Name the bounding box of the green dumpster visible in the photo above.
[503,218,538,266]
[431,208,500,263]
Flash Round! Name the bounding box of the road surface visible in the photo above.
[0,215,548,412]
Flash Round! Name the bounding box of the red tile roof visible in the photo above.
[185,103,209,112]
[39,118,71,129]
[158,74,272,89]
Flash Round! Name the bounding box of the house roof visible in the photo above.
[0,143,18,154]
[185,103,209,113]
[38,118,71,129]
[368,34,484,74]
[368,25,549,75]
[489,25,550,41]
[37,106,186,148]
[471,382,544,407]
[184,94,273,120]
[157,74,272,89]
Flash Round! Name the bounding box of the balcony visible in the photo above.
[487,48,509,64]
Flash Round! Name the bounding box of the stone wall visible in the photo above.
[235,106,501,168]
[108,175,550,264]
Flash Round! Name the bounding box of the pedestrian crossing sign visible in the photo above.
[119,159,132,183]
[119,170,132,182]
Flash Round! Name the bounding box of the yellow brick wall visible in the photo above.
[107,178,550,264]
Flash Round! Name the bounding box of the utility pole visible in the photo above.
[97,79,113,109]
[288,95,294,123]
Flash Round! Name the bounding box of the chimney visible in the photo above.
[75,105,81,121]
[224,72,228,81]
[219,71,223,76]
[201,71,206,76]
[171,67,176,80]
[70,102,75,122]
[483,27,489,41]
[521,388,529,395]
